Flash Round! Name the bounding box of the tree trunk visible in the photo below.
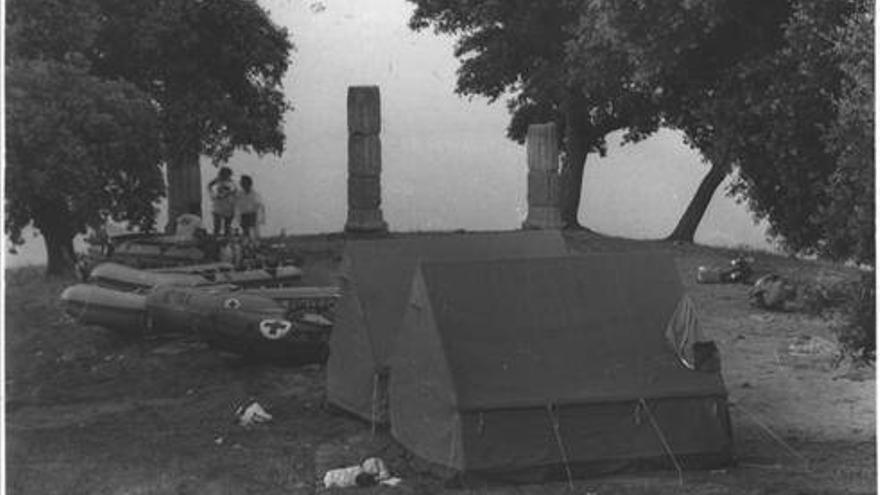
[558,88,590,229]
[41,220,76,277]
[165,143,202,232]
[666,160,729,243]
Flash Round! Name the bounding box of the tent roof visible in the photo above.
[415,253,727,410]
[341,231,572,363]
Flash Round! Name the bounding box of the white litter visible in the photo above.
[235,400,273,427]
[380,477,403,487]
[788,336,837,356]
[361,457,390,480]
[300,313,334,327]
[322,466,363,488]
[322,457,401,489]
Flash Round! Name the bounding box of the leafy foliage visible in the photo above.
[721,2,854,256]
[410,0,575,140]
[418,0,872,255]
[569,1,815,241]
[818,0,874,265]
[5,0,101,60]
[5,0,294,272]
[90,0,294,164]
[571,0,872,260]
[6,0,165,274]
[834,273,876,360]
[5,58,163,272]
[407,0,656,226]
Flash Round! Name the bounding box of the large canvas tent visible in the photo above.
[326,231,573,423]
[390,253,732,478]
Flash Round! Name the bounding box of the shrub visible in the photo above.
[833,272,875,361]
[800,273,859,316]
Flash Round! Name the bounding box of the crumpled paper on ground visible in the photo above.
[235,400,273,427]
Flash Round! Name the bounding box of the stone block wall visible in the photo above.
[522,123,564,229]
[345,86,388,233]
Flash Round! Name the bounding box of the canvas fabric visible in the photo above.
[416,254,726,409]
[390,253,731,474]
[454,396,732,472]
[664,294,707,370]
[326,231,572,422]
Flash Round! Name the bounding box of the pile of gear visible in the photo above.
[696,255,754,284]
[696,255,798,311]
[749,273,798,311]
[61,231,338,365]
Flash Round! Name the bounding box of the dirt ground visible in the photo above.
[5,231,876,494]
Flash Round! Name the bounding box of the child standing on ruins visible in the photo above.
[207,166,237,236]
[235,175,265,240]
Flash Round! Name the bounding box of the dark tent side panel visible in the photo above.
[336,230,573,365]
[419,254,726,408]
[458,397,732,474]
[390,254,733,478]
[390,272,465,470]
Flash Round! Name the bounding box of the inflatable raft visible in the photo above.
[60,284,147,331]
[146,286,334,364]
[85,233,211,269]
[60,282,339,364]
[89,262,207,291]
[88,262,304,291]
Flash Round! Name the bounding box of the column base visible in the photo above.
[345,208,389,233]
[522,206,564,230]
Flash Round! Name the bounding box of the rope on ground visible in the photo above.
[731,402,809,472]
[447,417,458,468]
[370,371,379,437]
[639,398,684,487]
[546,402,575,491]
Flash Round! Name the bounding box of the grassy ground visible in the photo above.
[5,231,876,494]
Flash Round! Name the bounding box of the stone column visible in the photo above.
[522,123,564,229]
[345,86,388,233]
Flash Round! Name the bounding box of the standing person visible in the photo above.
[207,166,237,236]
[235,175,265,240]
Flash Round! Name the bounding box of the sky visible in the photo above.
[5,0,776,267]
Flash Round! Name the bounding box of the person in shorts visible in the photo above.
[207,166,236,236]
[235,175,265,240]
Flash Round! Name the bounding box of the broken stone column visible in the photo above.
[522,123,564,229]
[345,86,388,234]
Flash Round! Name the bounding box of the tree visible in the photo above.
[817,0,874,265]
[407,0,804,236]
[719,2,856,255]
[6,0,164,275]
[568,0,800,242]
[6,59,163,275]
[88,0,294,228]
[407,0,650,228]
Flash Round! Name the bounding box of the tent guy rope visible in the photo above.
[546,402,575,491]
[640,398,685,486]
